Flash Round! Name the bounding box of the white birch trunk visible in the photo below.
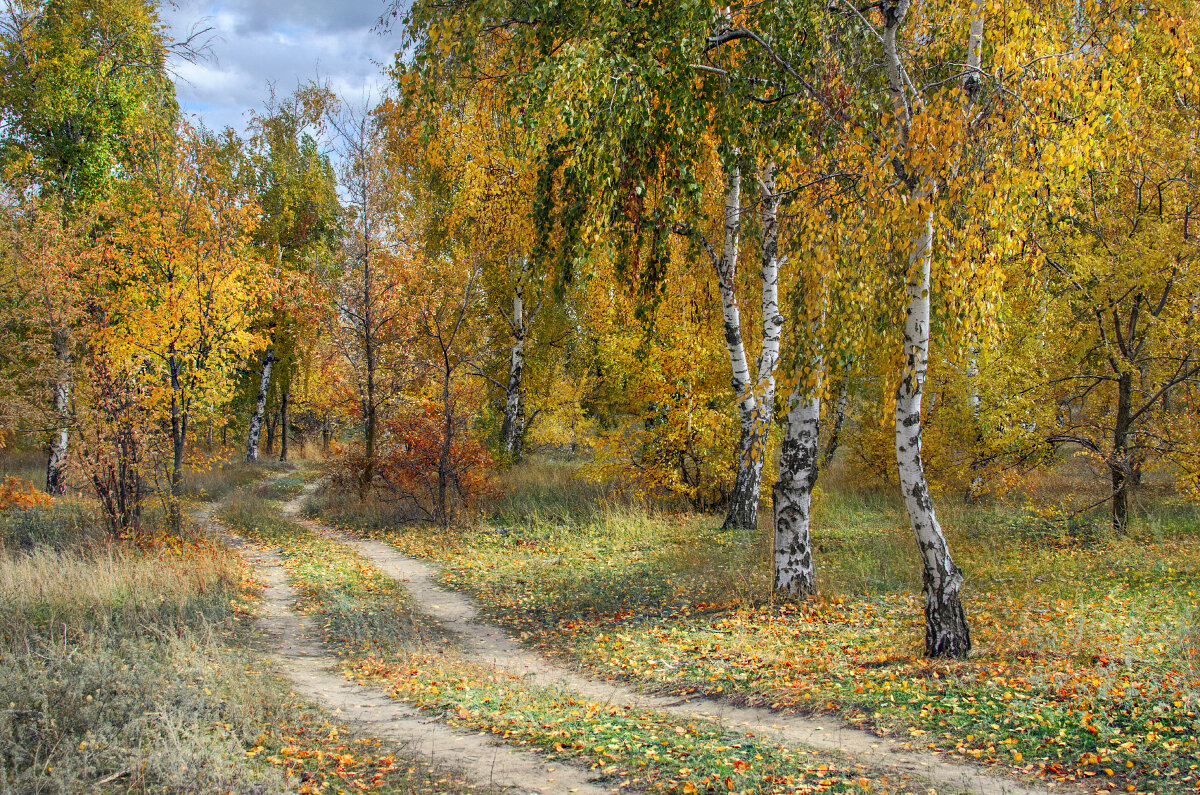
[245,348,274,463]
[723,161,785,530]
[880,0,981,659]
[713,158,756,529]
[773,369,820,595]
[45,330,70,496]
[500,283,526,460]
[895,206,970,658]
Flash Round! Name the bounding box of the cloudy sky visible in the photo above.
[162,0,406,133]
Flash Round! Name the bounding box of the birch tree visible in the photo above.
[381,72,547,465]
[243,85,340,462]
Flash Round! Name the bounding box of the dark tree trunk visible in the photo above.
[167,356,188,534]
[821,379,848,468]
[360,335,376,500]
[279,384,289,462]
[1112,371,1133,533]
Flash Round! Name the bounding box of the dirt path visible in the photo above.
[197,503,615,795]
[283,486,1061,795]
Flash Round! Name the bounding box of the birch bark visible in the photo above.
[45,329,71,495]
[773,370,820,595]
[500,282,526,461]
[722,160,784,530]
[895,204,970,657]
[245,347,274,462]
[881,0,983,657]
[822,377,849,467]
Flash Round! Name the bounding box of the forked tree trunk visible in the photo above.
[723,161,783,530]
[500,282,526,461]
[896,206,970,659]
[773,372,821,596]
[46,330,71,495]
[245,348,273,462]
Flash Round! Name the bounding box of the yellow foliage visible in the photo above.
[0,477,51,510]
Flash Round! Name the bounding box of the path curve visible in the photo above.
[284,485,1062,795]
[197,502,615,795]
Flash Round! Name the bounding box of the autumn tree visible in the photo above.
[1001,8,1200,531]
[243,84,340,463]
[384,70,551,465]
[0,0,178,493]
[327,104,417,496]
[101,122,262,530]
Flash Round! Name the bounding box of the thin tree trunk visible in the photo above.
[718,159,758,529]
[279,383,289,462]
[245,348,273,462]
[438,364,453,526]
[167,356,188,533]
[965,355,984,502]
[896,206,971,659]
[1112,370,1132,532]
[322,414,331,451]
[46,329,71,496]
[361,331,376,500]
[821,377,849,467]
[773,372,821,596]
[500,282,526,462]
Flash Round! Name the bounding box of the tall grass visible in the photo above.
[0,503,288,793]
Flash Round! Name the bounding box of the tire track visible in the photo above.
[282,485,1060,795]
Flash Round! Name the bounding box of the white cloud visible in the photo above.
[162,0,404,134]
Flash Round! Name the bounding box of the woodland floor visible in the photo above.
[2,455,1198,794]
[305,459,1200,795]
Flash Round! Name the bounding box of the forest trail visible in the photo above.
[193,502,616,795]
[282,485,1061,795]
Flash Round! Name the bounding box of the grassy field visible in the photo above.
[0,457,483,794]
[312,457,1200,795]
[223,492,930,795]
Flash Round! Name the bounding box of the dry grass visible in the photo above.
[0,483,489,794]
